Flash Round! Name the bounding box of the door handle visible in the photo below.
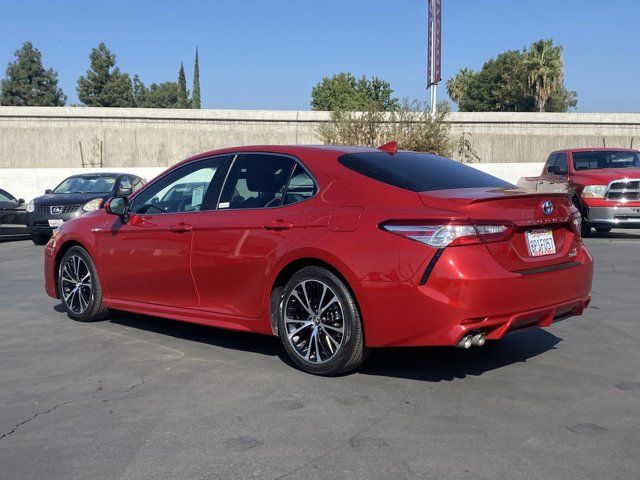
[263,220,294,231]
[169,223,193,233]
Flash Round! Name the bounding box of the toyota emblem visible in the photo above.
[51,206,62,215]
[542,201,553,216]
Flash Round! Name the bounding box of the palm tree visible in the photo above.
[524,39,564,112]
[445,68,476,106]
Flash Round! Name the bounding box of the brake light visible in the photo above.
[381,221,514,248]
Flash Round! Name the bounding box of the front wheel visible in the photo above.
[58,246,110,322]
[595,226,612,233]
[278,267,368,376]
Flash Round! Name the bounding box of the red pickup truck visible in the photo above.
[517,148,640,236]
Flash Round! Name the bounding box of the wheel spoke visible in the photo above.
[287,321,313,340]
[301,281,314,313]
[322,323,344,334]
[321,326,340,350]
[319,296,338,315]
[313,329,322,363]
[305,328,316,360]
[291,290,314,316]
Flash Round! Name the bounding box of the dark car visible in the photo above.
[27,173,145,245]
[0,188,29,240]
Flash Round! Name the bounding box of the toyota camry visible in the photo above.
[44,144,593,375]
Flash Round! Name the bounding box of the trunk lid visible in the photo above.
[419,187,580,272]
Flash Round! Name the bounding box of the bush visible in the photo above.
[319,99,477,160]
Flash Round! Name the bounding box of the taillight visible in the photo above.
[381,221,514,248]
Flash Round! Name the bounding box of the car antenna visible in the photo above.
[378,141,398,154]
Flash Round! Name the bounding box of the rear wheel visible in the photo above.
[58,246,109,322]
[278,266,367,376]
[595,226,612,233]
[32,233,50,245]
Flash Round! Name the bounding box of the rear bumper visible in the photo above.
[355,243,594,348]
[584,205,640,227]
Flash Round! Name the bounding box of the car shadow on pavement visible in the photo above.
[107,310,283,357]
[359,328,562,381]
[53,304,562,379]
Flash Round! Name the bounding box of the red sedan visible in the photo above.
[44,145,593,375]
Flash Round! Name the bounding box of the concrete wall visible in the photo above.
[1,107,639,169]
[0,163,544,203]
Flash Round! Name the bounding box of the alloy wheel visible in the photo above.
[61,255,93,315]
[284,279,345,364]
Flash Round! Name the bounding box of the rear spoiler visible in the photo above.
[467,191,572,205]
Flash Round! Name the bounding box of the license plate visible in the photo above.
[526,229,556,257]
[48,219,64,227]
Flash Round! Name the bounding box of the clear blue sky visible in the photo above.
[0,0,637,112]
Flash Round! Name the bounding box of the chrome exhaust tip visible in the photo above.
[457,335,473,349]
[471,332,486,347]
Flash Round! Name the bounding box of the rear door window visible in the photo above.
[218,154,296,209]
[338,152,512,192]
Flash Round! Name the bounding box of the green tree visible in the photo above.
[178,63,189,108]
[311,73,398,111]
[77,43,134,107]
[141,82,182,108]
[445,68,476,105]
[449,39,577,112]
[192,48,201,109]
[0,41,66,106]
[132,75,147,107]
[523,39,565,112]
[459,50,534,112]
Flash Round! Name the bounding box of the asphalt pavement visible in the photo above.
[1,232,639,480]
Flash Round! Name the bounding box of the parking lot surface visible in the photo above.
[1,233,639,480]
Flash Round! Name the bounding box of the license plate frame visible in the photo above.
[48,219,64,228]
[526,228,556,257]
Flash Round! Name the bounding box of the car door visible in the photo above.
[537,153,569,193]
[191,153,316,318]
[97,156,229,308]
[0,189,28,236]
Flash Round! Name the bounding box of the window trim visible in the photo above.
[128,154,231,216]
[211,151,318,212]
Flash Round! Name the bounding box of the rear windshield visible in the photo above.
[338,152,512,192]
[53,176,117,194]
[572,151,640,171]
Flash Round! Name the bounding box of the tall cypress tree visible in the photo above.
[0,41,66,106]
[191,48,201,109]
[177,63,189,108]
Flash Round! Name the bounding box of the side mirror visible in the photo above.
[18,198,25,205]
[547,165,567,175]
[116,186,133,197]
[45,189,53,195]
[105,197,129,219]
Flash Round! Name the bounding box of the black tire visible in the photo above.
[58,246,110,322]
[32,233,50,245]
[278,266,368,376]
[572,196,591,238]
[595,226,612,233]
